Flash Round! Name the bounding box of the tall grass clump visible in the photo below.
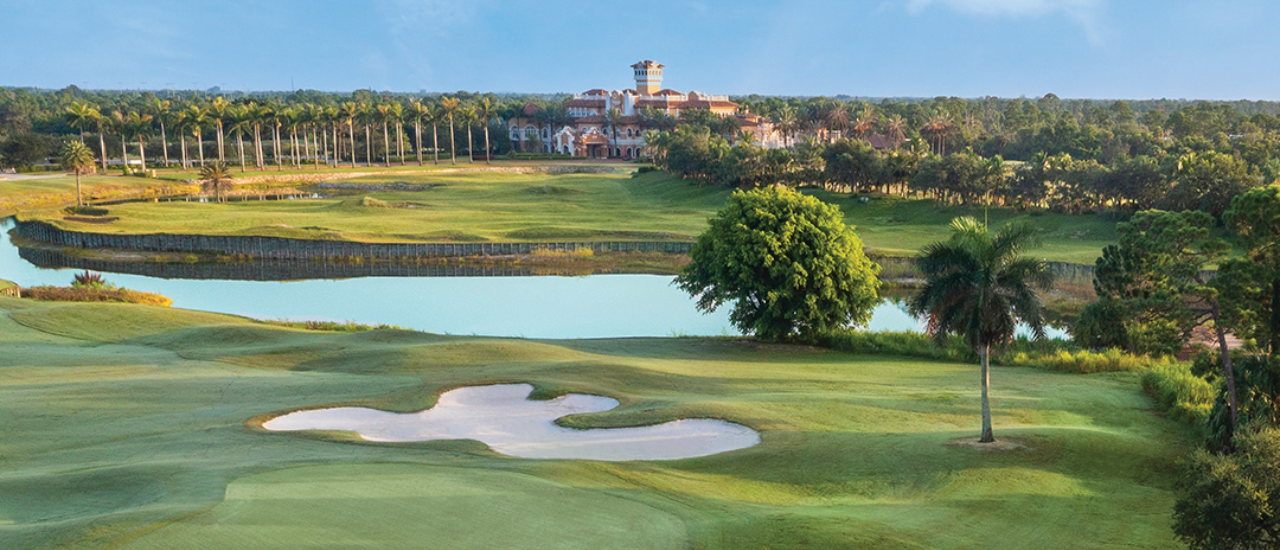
[819,330,976,362]
[1007,347,1178,373]
[1141,362,1218,426]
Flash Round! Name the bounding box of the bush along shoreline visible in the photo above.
[20,270,171,307]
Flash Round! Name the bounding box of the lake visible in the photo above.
[0,217,1065,339]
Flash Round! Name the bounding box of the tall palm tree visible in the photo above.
[209,96,230,163]
[460,104,477,163]
[266,103,284,170]
[375,103,393,167]
[408,99,428,166]
[199,161,233,202]
[109,110,130,172]
[173,109,190,169]
[358,102,374,168]
[773,104,798,148]
[308,104,325,169]
[91,108,110,172]
[184,105,209,167]
[64,101,98,144]
[429,102,442,165]
[61,140,96,207]
[126,111,154,171]
[439,96,459,165]
[474,97,498,164]
[884,114,907,149]
[340,101,360,168]
[602,108,623,159]
[228,105,251,172]
[388,102,405,166]
[325,106,341,167]
[909,217,1054,443]
[280,107,300,168]
[150,97,172,166]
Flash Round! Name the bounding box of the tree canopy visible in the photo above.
[676,186,880,341]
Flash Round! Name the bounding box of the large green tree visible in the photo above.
[909,217,1054,443]
[1220,186,1280,357]
[676,186,881,341]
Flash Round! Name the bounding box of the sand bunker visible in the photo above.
[262,384,759,461]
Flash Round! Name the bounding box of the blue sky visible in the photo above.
[2,0,1277,100]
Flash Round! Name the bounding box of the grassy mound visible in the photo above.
[116,464,688,550]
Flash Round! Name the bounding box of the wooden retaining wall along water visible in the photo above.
[15,221,692,260]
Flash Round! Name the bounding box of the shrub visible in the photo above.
[358,196,389,208]
[259,319,404,332]
[22,286,173,307]
[1141,362,1218,425]
[63,205,109,216]
[634,165,659,176]
[1173,427,1280,550]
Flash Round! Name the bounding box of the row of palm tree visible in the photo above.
[63,94,507,173]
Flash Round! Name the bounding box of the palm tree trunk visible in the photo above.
[121,137,129,174]
[349,124,357,168]
[415,121,423,166]
[180,135,188,169]
[432,122,440,165]
[253,125,263,169]
[75,170,82,207]
[383,122,390,167]
[98,131,108,172]
[979,344,994,443]
[160,123,169,167]
[483,125,491,164]
[237,133,247,172]
[272,126,281,171]
[466,124,474,163]
[197,134,205,166]
[137,137,146,173]
[448,118,456,165]
[364,125,372,166]
[217,121,225,163]
[396,122,404,166]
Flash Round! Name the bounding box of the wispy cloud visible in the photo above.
[905,0,1107,46]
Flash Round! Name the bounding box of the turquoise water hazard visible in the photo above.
[0,218,1063,339]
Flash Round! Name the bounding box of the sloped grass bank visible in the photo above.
[0,298,1194,550]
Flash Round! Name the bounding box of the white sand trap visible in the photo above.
[262,384,760,461]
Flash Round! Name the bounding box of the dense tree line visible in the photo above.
[0,86,581,171]
[650,98,1278,218]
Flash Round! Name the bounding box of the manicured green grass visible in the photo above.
[35,171,728,243]
[31,170,1119,262]
[816,192,1120,263]
[0,298,1194,549]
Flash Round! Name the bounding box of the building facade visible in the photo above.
[510,61,782,159]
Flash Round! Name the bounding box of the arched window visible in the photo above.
[626,147,633,157]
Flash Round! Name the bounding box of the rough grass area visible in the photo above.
[26,170,1121,262]
[0,298,1195,550]
[0,174,191,216]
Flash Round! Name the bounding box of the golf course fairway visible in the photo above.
[0,297,1193,549]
